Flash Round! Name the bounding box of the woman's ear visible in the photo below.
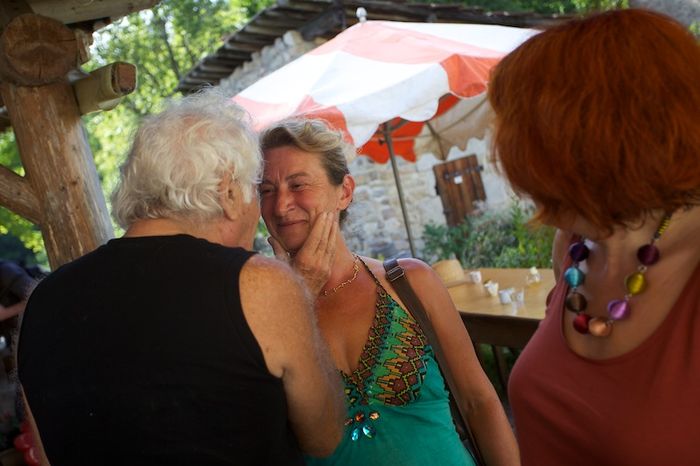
[338,174,355,210]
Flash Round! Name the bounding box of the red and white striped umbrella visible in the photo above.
[233,20,538,163]
[234,20,538,255]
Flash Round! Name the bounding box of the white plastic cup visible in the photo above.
[498,288,515,304]
[468,270,482,284]
[484,280,499,297]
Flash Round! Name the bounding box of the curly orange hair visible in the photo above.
[488,9,700,232]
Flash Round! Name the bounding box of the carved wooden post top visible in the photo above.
[0,13,80,86]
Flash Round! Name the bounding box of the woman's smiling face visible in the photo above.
[260,146,345,254]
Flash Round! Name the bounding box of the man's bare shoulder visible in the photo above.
[239,255,311,326]
[241,255,305,295]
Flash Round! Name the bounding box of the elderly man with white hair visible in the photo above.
[16,90,344,466]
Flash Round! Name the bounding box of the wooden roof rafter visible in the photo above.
[177,0,570,94]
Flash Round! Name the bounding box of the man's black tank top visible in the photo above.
[18,234,304,466]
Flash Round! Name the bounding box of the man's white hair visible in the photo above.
[111,88,261,229]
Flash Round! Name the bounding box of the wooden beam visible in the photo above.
[1,81,113,269]
[261,9,316,22]
[0,164,40,224]
[28,0,159,28]
[73,62,136,114]
[215,50,251,60]
[299,5,345,41]
[222,42,261,53]
[233,31,276,45]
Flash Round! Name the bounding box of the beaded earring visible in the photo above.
[564,215,672,337]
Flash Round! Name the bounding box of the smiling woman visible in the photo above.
[258,118,520,466]
[259,144,352,255]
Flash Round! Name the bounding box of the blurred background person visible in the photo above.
[488,9,700,466]
[17,90,344,466]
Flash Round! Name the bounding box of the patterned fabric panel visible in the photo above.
[343,288,430,408]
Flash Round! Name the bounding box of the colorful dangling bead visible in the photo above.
[637,244,660,266]
[625,272,646,295]
[607,299,630,321]
[573,313,592,334]
[569,242,590,262]
[588,317,613,337]
[565,291,588,313]
[564,267,585,287]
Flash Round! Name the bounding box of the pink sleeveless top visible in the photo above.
[509,258,700,466]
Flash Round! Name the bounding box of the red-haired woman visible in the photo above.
[488,9,700,466]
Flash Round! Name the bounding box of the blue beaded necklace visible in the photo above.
[564,215,672,337]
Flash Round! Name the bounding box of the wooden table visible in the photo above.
[445,268,556,392]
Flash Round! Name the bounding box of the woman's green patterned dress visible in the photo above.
[307,262,475,466]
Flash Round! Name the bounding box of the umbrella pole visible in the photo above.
[382,123,417,258]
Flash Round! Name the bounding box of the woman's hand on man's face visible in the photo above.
[268,211,339,297]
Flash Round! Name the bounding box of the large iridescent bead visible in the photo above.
[573,313,591,334]
[625,272,646,295]
[565,291,588,313]
[362,424,376,439]
[564,266,585,288]
[588,317,613,337]
[568,242,590,262]
[637,244,660,266]
[351,428,360,441]
[607,299,630,320]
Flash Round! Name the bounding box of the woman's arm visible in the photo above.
[240,256,345,457]
[401,258,520,466]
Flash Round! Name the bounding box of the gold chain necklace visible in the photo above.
[321,255,360,297]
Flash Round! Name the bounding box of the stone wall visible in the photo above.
[343,134,515,260]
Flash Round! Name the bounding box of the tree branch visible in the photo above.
[152,9,182,81]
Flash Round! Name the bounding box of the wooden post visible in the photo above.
[0,14,113,269]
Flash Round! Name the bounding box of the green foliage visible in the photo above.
[0,234,39,266]
[422,202,555,269]
[0,132,46,261]
[690,21,700,38]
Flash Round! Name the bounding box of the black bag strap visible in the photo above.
[384,258,485,465]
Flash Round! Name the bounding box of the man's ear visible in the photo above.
[338,174,355,211]
[219,176,239,222]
